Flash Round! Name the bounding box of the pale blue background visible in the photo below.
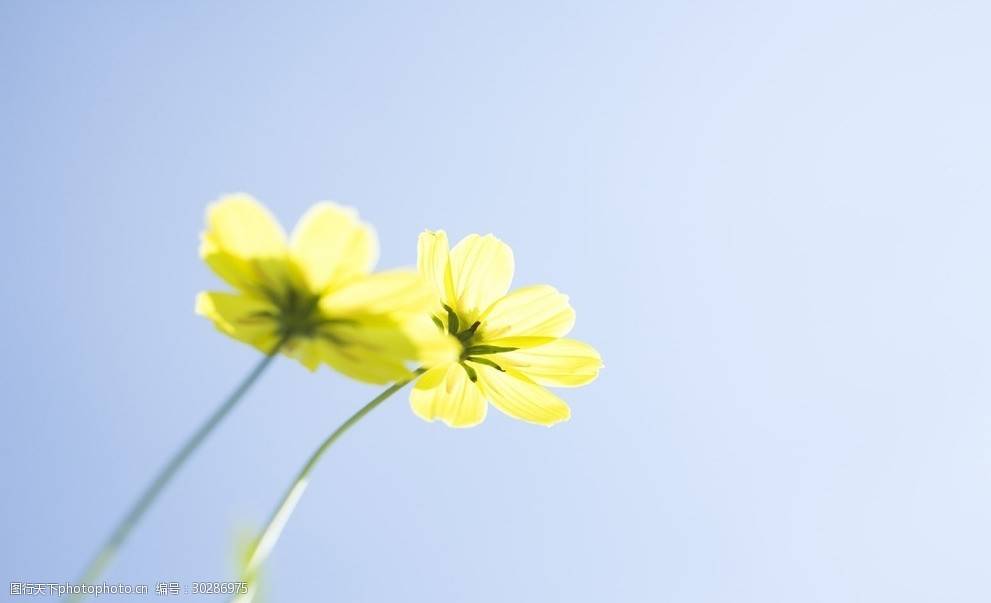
[2,2,990,601]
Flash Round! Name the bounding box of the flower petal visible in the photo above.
[401,315,461,368]
[449,234,514,322]
[417,230,457,308]
[204,195,287,257]
[475,364,571,426]
[195,291,281,353]
[320,274,460,371]
[320,270,435,317]
[410,364,487,428]
[316,315,425,384]
[498,338,602,387]
[282,338,325,371]
[200,195,288,291]
[289,202,378,292]
[477,285,575,344]
[317,339,415,384]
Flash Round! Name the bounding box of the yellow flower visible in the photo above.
[196,195,456,383]
[410,231,602,427]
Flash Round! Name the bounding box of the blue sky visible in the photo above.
[2,1,990,601]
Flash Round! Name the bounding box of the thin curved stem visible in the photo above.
[71,341,285,601]
[235,371,422,602]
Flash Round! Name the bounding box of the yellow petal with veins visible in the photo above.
[475,364,571,426]
[289,202,378,293]
[478,285,575,345]
[200,195,288,292]
[321,271,459,369]
[417,230,457,309]
[316,315,425,384]
[317,338,415,384]
[195,291,281,354]
[498,338,602,387]
[320,270,435,317]
[410,364,487,428]
[449,234,514,323]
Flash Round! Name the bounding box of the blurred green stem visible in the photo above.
[70,342,284,602]
[235,371,423,603]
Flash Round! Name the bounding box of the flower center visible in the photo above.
[254,283,329,339]
[436,304,518,382]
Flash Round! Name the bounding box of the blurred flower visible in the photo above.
[410,231,602,427]
[197,195,456,383]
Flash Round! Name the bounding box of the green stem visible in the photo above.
[71,342,285,601]
[235,371,422,602]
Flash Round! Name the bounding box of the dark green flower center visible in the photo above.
[278,288,325,337]
[435,304,518,382]
[252,284,334,339]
